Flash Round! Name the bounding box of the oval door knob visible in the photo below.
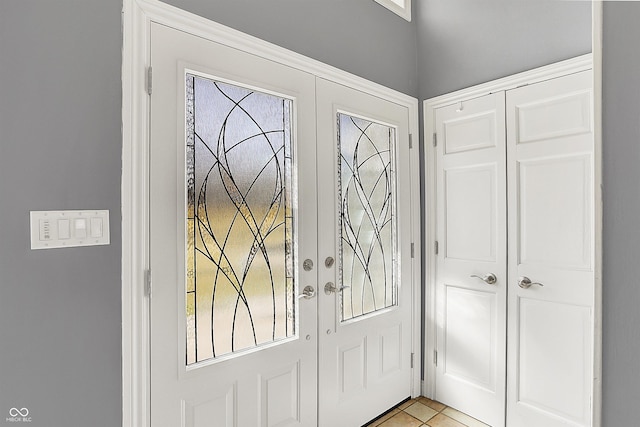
[470,273,497,285]
[518,276,544,289]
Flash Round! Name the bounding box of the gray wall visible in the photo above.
[0,2,123,427]
[602,3,640,425]
[0,1,416,426]
[417,0,592,99]
[166,0,419,96]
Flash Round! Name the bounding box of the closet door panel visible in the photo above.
[507,70,594,427]
[434,92,507,427]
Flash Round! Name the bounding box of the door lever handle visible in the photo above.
[518,276,544,289]
[470,273,497,285]
[298,285,316,299]
[324,282,350,295]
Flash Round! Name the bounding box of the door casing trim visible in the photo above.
[121,1,421,426]
[422,24,602,427]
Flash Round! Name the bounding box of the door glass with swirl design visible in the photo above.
[185,74,295,364]
[337,113,398,322]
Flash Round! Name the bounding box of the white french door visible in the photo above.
[149,23,318,426]
[434,93,507,427]
[316,79,414,427]
[148,22,416,427]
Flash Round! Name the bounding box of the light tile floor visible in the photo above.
[364,397,490,427]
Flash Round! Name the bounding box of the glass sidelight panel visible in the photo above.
[186,74,295,364]
[337,113,398,321]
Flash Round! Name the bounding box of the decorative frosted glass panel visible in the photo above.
[338,113,398,321]
[186,74,295,364]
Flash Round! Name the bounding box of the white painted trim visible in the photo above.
[410,126,422,398]
[374,0,412,22]
[121,1,420,426]
[422,52,599,422]
[424,54,592,112]
[592,3,603,427]
[422,103,438,398]
[121,1,150,427]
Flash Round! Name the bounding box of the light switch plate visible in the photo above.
[30,210,110,250]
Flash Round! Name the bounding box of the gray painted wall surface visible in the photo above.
[0,1,416,426]
[0,2,123,427]
[416,0,592,100]
[602,3,640,426]
[165,0,419,96]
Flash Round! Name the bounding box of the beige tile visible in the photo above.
[403,402,439,422]
[418,397,447,413]
[365,409,400,427]
[378,411,423,427]
[425,413,467,427]
[441,407,490,427]
[398,398,421,410]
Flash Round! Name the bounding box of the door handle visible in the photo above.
[298,285,316,299]
[470,273,497,285]
[324,282,350,295]
[518,276,544,289]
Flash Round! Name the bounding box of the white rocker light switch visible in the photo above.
[30,210,110,249]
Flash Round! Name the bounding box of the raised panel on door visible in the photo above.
[445,165,497,262]
[150,23,318,427]
[183,385,236,427]
[507,70,594,427]
[518,154,592,269]
[516,298,591,424]
[434,93,507,427]
[316,78,414,427]
[260,363,301,427]
[443,286,496,391]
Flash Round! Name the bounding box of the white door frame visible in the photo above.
[121,1,421,426]
[422,4,602,424]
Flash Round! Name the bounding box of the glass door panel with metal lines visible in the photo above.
[185,75,297,364]
[337,112,398,322]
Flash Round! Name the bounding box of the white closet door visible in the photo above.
[434,93,507,427]
[506,70,594,427]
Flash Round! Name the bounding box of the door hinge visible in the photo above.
[144,269,152,297]
[434,241,439,255]
[434,350,438,366]
[432,133,437,147]
[411,242,415,258]
[409,133,413,149]
[411,352,415,369]
[146,66,153,95]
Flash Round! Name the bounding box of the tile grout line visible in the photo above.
[366,397,490,427]
[393,397,474,427]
